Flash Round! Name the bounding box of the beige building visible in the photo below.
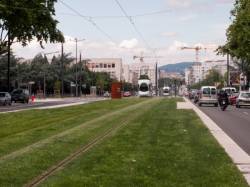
[127,62,156,86]
[87,58,123,81]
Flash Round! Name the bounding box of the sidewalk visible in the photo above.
[177,98,250,185]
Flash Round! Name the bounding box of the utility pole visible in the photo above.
[227,53,230,86]
[74,38,85,97]
[61,43,64,97]
[155,61,158,96]
[75,38,78,97]
[7,31,10,92]
[79,52,82,97]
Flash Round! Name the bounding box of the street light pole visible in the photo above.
[7,32,10,92]
[61,43,64,97]
[227,53,230,86]
[75,38,78,97]
[74,38,85,97]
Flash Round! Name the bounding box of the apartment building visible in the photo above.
[87,58,123,81]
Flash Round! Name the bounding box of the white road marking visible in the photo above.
[243,112,249,115]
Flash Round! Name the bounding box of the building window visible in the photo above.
[104,64,107,68]
[100,63,103,68]
[112,64,115,68]
[95,64,99,68]
[108,64,111,68]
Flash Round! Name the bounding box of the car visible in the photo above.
[103,91,110,97]
[229,92,239,105]
[188,89,198,100]
[11,89,29,103]
[123,91,131,97]
[198,86,218,107]
[236,91,250,108]
[0,92,12,106]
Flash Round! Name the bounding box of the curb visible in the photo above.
[178,97,250,185]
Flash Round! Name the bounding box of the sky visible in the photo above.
[13,0,235,65]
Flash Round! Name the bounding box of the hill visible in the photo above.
[159,62,194,74]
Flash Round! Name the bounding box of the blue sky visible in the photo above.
[14,0,235,65]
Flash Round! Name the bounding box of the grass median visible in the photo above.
[0,98,247,186]
[0,98,157,186]
[41,98,248,187]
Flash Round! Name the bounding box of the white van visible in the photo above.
[222,87,237,94]
[198,86,218,107]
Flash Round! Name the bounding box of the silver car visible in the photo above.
[236,91,250,108]
[0,92,12,106]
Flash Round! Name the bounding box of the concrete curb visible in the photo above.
[177,97,250,185]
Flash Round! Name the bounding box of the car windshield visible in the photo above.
[140,83,148,92]
[164,89,169,93]
[12,90,22,94]
[0,93,6,97]
[241,93,250,98]
[211,88,216,95]
[203,88,210,95]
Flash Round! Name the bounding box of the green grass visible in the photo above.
[41,99,248,187]
[0,98,156,186]
[0,98,145,157]
[0,98,247,187]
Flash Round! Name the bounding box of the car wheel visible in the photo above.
[3,100,7,106]
[198,103,202,107]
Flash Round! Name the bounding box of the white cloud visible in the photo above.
[119,38,138,49]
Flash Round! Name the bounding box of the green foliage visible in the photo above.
[0,53,115,94]
[218,0,250,86]
[190,69,224,89]
[0,0,64,53]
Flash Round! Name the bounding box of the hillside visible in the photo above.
[159,62,194,74]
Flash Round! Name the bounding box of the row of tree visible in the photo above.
[0,53,115,96]
[218,0,250,88]
[190,70,225,89]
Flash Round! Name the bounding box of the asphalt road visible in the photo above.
[0,97,107,113]
[199,104,250,155]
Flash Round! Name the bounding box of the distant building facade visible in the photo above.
[87,58,123,81]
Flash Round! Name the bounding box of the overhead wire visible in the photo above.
[58,9,171,19]
[58,0,115,43]
[114,0,158,60]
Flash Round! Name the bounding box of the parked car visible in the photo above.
[11,89,29,103]
[0,92,12,106]
[123,91,131,97]
[198,86,218,107]
[236,91,250,108]
[229,92,239,105]
[103,91,110,97]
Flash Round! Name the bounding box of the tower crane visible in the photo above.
[180,46,202,62]
[181,46,217,62]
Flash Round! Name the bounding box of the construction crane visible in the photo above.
[133,52,163,63]
[180,46,202,62]
[181,45,217,62]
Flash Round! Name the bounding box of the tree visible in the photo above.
[190,69,224,89]
[218,0,250,87]
[0,0,64,51]
[0,0,64,91]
